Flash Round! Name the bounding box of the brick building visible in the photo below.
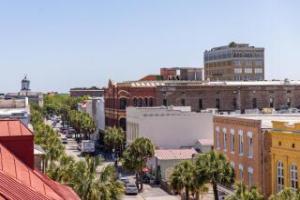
[70,86,104,97]
[105,80,160,130]
[214,114,300,198]
[105,79,300,130]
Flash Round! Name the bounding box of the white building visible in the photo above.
[148,148,197,181]
[126,106,213,149]
[0,98,30,125]
[78,97,105,133]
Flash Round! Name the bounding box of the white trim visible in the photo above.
[230,128,235,135]
[248,167,254,173]
[239,164,244,170]
[247,131,253,138]
[238,129,243,136]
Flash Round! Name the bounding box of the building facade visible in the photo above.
[160,67,203,81]
[0,98,30,125]
[270,121,300,194]
[126,106,213,149]
[204,42,264,81]
[70,87,104,97]
[105,80,300,129]
[78,97,105,133]
[214,115,271,197]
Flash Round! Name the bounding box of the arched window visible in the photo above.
[119,118,126,131]
[149,98,154,107]
[252,98,257,109]
[133,98,138,107]
[290,164,298,190]
[138,98,143,107]
[119,98,127,110]
[277,161,284,192]
[144,98,148,107]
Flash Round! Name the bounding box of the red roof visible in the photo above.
[0,120,32,137]
[0,140,80,200]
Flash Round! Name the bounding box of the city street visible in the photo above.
[122,184,179,200]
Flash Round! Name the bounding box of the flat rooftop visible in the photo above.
[116,80,300,88]
[219,114,300,129]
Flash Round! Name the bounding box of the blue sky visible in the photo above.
[0,0,299,92]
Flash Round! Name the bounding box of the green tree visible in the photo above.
[195,151,235,200]
[81,112,96,139]
[122,137,155,191]
[104,127,125,156]
[170,160,205,200]
[226,182,264,200]
[269,188,300,200]
[72,156,124,200]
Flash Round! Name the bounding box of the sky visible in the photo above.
[0,0,300,93]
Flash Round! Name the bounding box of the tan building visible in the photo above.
[204,42,264,81]
[214,114,300,197]
[270,121,300,194]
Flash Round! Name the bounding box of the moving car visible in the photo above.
[125,183,138,195]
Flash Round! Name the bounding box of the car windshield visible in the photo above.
[127,184,136,187]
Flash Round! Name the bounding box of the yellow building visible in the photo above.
[270,121,300,194]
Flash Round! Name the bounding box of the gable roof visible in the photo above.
[155,149,197,160]
[0,142,80,200]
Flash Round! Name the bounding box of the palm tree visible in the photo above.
[195,151,235,200]
[122,137,154,191]
[226,182,264,200]
[72,156,124,200]
[170,160,198,200]
[269,188,300,200]
[104,127,125,157]
[98,165,124,200]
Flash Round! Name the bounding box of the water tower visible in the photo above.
[21,75,30,91]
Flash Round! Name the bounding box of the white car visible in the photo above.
[125,183,138,195]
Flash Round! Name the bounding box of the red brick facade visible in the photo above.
[105,80,300,130]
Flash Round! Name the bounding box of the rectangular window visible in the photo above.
[254,68,263,74]
[216,98,220,109]
[239,165,244,181]
[245,68,253,74]
[252,98,257,109]
[198,99,203,111]
[248,132,253,158]
[223,128,227,151]
[163,99,168,106]
[277,161,284,192]
[230,129,235,153]
[233,98,237,110]
[216,127,220,149]
[248,167,254,187]
[239,130,244,155]
[290,165,298,190]
[234,68,242,74]
[181,99,186,106]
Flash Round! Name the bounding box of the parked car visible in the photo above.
[125,183,138,195]
[66,133,73,138]
[61,137,68,144]
[119,177,130,185]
